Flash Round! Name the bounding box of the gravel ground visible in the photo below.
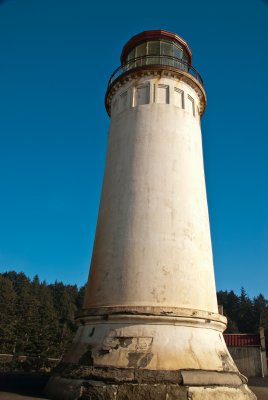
[0,393,45,400]
[248,376,268,399]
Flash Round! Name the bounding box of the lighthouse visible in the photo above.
[46,30,256,399]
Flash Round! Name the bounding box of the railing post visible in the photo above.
[260,326,268,377]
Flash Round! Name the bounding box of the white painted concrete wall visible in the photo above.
[84,75,217,314]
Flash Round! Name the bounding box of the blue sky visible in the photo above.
[0,0,267,297]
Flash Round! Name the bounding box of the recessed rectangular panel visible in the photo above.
[187,94,195,116]
[120,90,128,111]
[174,88,184,108]
[157,84,169,104]
[135,85,150,106]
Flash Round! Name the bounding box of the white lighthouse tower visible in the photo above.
[46,30,256,399]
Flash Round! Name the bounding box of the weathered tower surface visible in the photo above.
[46,30,256,399]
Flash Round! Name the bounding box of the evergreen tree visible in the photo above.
[0,276,17,353]
[49,282,78,356]
[217,290,240,333]
[15,273,40,355]
[76,284,86,309]
[0,271,84,357]
[237,287,256,333]
[253,294,268,328]
[36,283,60,357]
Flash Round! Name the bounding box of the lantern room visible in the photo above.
[120,29,192,71]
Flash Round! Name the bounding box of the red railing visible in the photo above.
[224,334,261,347]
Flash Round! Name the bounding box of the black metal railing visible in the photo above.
[107,55,203,87]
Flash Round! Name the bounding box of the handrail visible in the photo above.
[107,55,204,87]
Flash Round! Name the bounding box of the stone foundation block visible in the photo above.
[116,384,167,400]
[188,385,256,400]
[81,382,117,400]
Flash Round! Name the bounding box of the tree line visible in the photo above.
[0,271,268,358]
[0,271,85,358]
[217,288,268,334]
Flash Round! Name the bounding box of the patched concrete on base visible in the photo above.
[188,385,257,400]
[61,316,237,373]
[181,370,243,386]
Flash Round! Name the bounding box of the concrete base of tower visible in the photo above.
[44,309,256,399]
[45,373,256,400]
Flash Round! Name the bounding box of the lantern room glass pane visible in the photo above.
[174,45,183,60]
[174,44,185,69]
[160,41,173,55]
[181,52,189,71]
[160,41,173,65]
[136,42,147,67]
[174,50,182,69]
[126,48,135,70]
[148,40,160,55]
[147,41,160,65]
[160,41,173,66]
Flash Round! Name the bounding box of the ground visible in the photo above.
[248,376,268,399]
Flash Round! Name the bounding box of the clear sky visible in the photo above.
[0,0,267,297]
